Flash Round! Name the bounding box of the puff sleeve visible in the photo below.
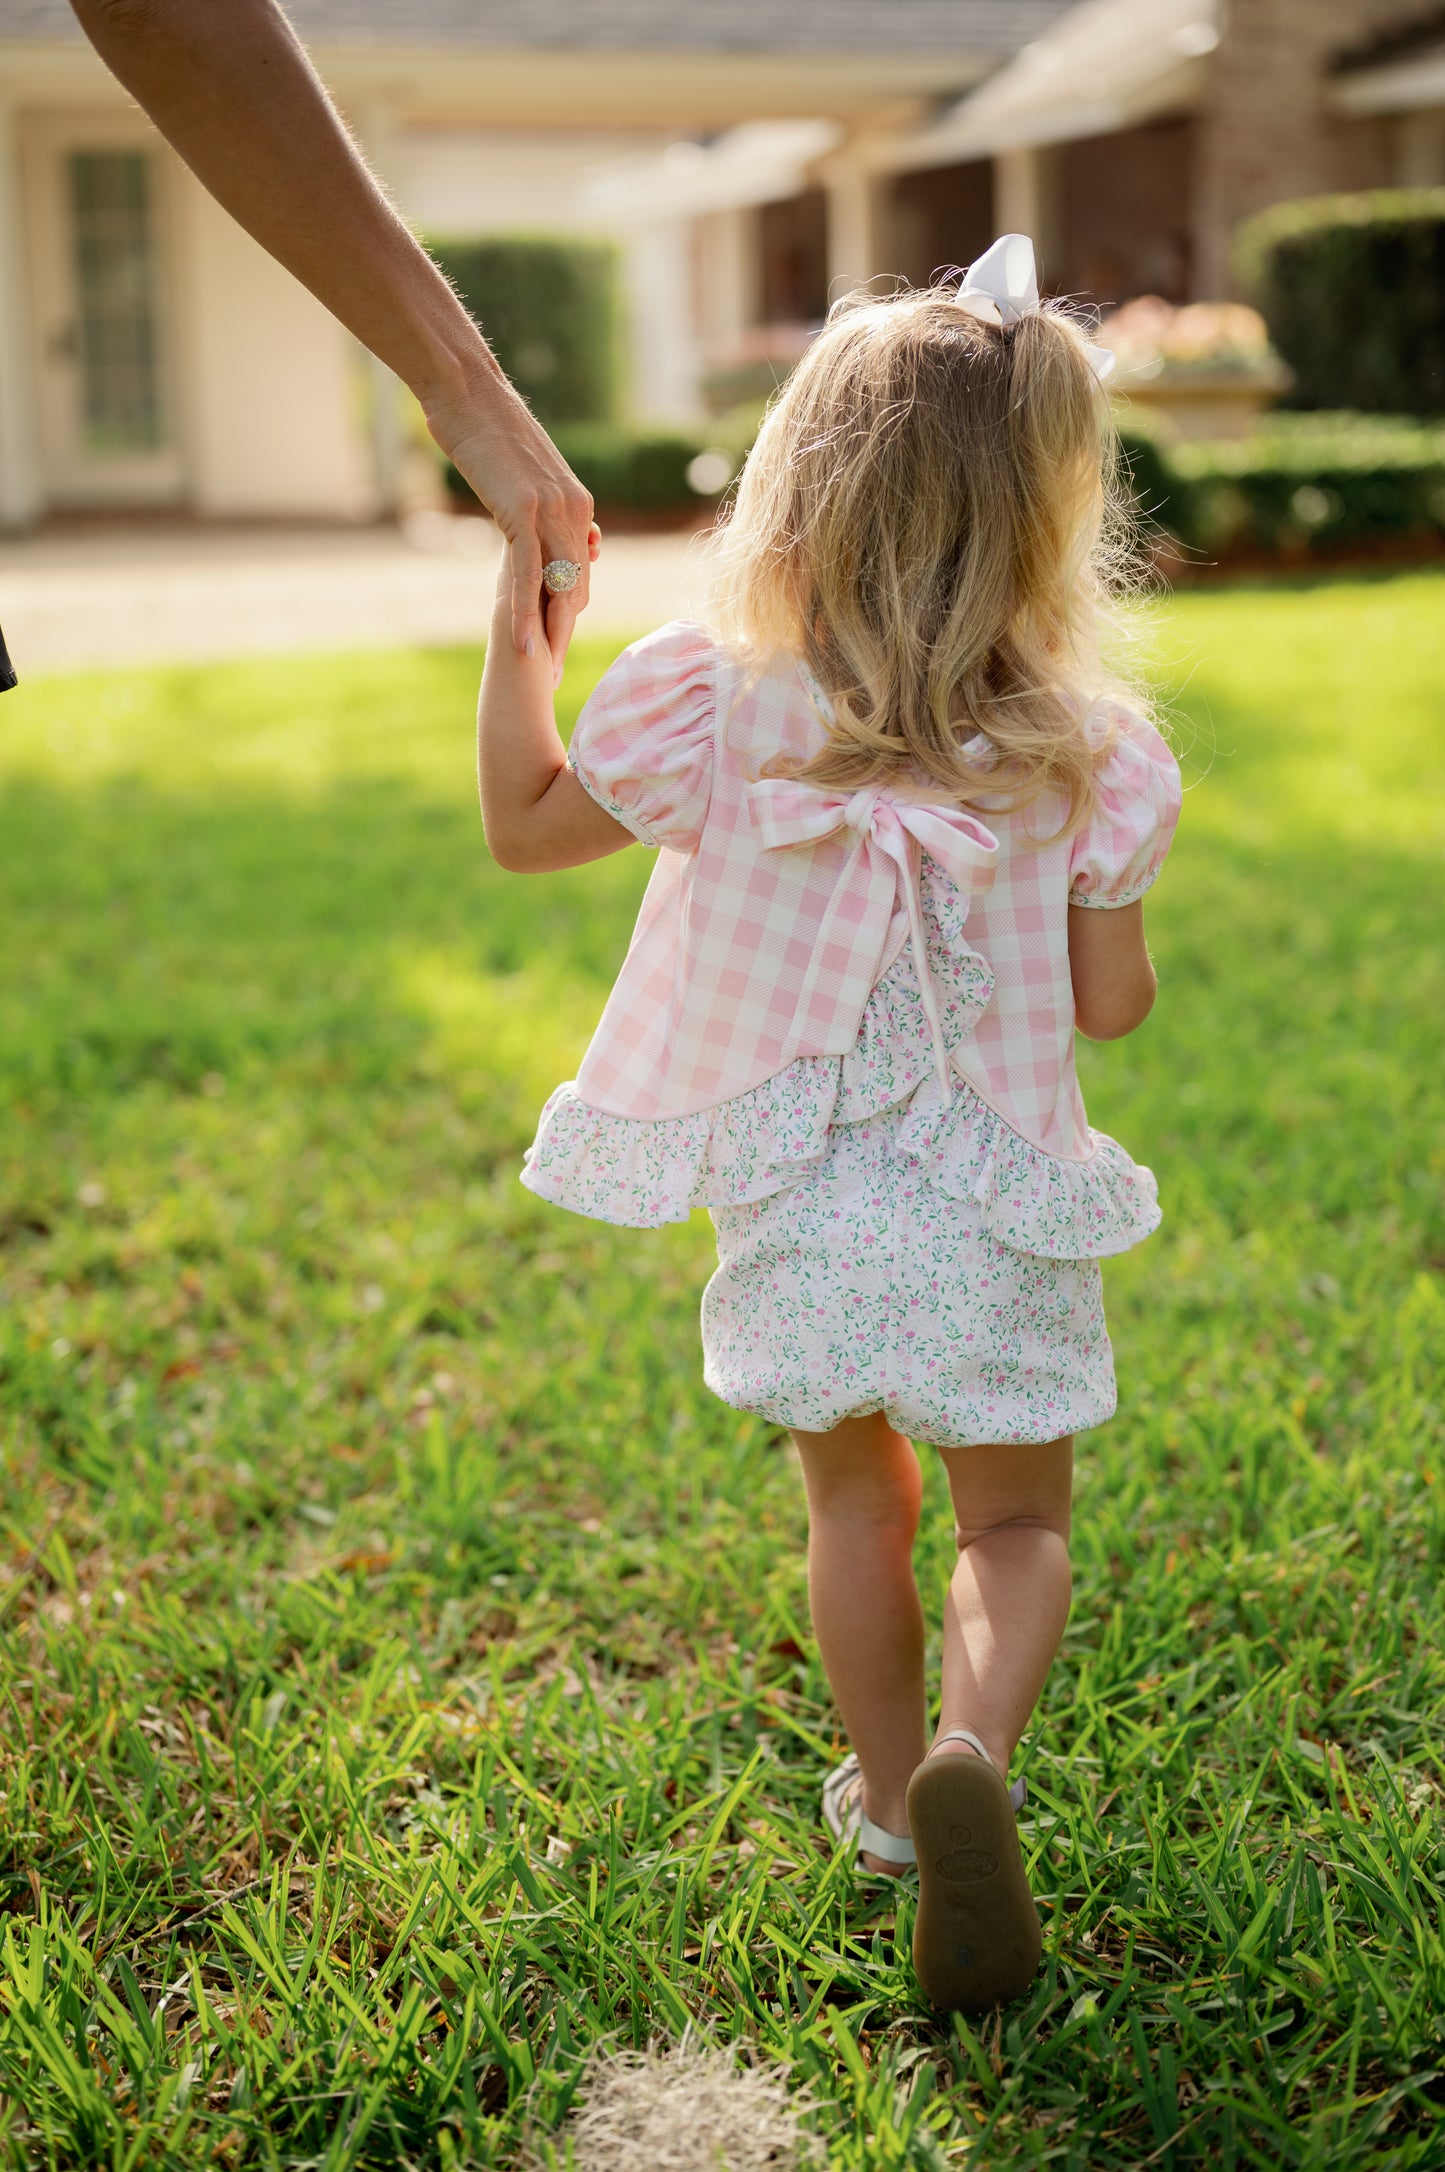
[567,620,719,854]
[1068,706,1182,909]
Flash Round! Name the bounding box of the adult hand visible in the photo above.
[424,371,600,682]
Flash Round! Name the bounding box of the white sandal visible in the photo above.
[931,1727,1028,1813]
[821,1751,917,1874]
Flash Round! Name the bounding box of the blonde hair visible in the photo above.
[708,282,1139,831]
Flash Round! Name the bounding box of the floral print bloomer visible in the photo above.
[521,622,1182,1449]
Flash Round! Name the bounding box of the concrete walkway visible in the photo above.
[0,514,716,674]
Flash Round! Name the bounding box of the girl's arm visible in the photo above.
[478,547,634,874]
[1067,901,1157,1040]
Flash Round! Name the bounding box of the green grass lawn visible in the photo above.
[1,572,1442,2170]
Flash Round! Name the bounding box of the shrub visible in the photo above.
[553,424,713,513]
[444,423,738,516]
[1115,425,1176,525]
[1236,189,1445,417]
[427,237,619,424]
[1117,412,1445,562]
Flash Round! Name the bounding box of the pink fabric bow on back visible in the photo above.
[747,777,1000,1093]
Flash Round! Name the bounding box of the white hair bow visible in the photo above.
[955,233,1116,383]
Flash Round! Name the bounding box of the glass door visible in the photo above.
[26,125,186,506]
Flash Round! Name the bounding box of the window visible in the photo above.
[67,150,165,452]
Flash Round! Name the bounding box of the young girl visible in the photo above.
[477,237,1180,2015]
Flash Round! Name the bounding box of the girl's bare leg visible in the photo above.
[792,1413,928,1868]
[931,1436,1075,1780]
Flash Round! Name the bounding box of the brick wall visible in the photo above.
[1194,0,1400,293]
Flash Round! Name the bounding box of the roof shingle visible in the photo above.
[2,0,1074,54]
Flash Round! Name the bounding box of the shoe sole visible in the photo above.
[906,1752,1041,2012]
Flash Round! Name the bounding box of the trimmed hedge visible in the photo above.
[1236,189,1445,417]
[445,422,734,516]
[1117,413,1445,561]
[427,237,619,425]
[445,397,1445,554]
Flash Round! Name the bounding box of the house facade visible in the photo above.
[1,0,1442,530]
[865,0,1445,306]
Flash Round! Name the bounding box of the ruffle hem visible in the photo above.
[522,946,1160,1261]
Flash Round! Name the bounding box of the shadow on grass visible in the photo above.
[1,771,650,1098]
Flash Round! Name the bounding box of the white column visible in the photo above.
[710,207,757,352]
[0,99,41,528]
[621,220,702,423]
[994,146,1060,277]
[822,155,881,295]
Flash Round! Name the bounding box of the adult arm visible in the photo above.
[478,547,633,874]
[69,0,594,673]
[1068,900,1157,1040]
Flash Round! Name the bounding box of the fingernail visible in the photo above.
[525,636,535,658]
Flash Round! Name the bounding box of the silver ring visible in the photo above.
[542,557,582,595]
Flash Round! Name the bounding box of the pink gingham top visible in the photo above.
[524,622,1181,1252]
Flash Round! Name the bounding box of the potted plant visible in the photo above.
[1098,298,1292,441]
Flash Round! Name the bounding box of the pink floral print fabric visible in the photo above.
[701,1104,1115,1447]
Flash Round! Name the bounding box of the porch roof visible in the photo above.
[875,0,1220,173]
[582,120,842,221]
[1328,5,1445,113]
